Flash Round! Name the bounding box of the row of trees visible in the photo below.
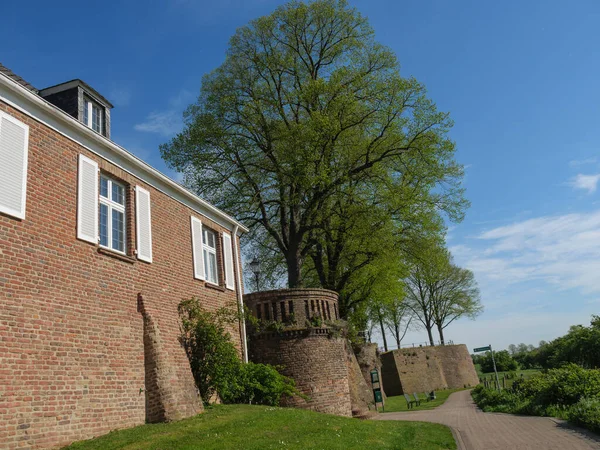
[160,0,482,343]
[366,246,482,349]
[505,316,600,370]
[474,315,600,373]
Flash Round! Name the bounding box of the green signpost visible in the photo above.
[473,344,501,392]
[370,369,384,412]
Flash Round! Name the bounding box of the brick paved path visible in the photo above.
[375,390,600,449]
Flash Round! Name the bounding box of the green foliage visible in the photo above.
[405,244,482,345]
[160,0,467,299]
[222,362,299,406]
[478,350,519,373]
[472,365,600,433]
[568,397,600,433]
[505,316,600,370]
[178,298,297,406]
[178,298,242,404]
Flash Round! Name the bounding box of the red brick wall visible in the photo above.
[0,100,244,449]
[249,329,352,417]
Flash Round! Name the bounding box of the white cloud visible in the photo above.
[568,173,600,193]
[134,110,182,136]
[134,89,195,137]
[569,157,597,167]
[456,210,600,296]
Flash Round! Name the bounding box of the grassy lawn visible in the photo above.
[63,404,456,450]
[383,388,464,413]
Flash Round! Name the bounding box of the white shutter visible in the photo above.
[136,186,153,263]
[77,154,99,243]
[191,216,205,280]
[222,232,235,290]
[0,112,29,220]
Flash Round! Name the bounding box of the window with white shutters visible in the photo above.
[0,112,29,220]
[222,232,235,290]
[191,216,205,280]
[135,186,153,263]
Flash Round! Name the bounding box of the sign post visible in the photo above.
[370,369,384,412]
[473,344,501,392]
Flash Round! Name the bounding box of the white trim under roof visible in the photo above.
[0,70,248,235]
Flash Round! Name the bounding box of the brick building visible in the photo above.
[0,63,248,449]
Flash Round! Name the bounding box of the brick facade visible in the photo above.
[0,98,245,449]
[380,344,479,396]
[249,329,352,416]
[245,289,356,417]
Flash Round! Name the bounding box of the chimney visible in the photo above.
[38,80,113,139]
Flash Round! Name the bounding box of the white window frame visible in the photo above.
[203,228,218,285]
[84,98,103,133]
[99,175,126,254]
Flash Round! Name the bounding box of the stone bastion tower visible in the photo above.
[243,289,379,417]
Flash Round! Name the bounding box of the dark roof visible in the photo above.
[38,79,114,109]
[0,63,38,93]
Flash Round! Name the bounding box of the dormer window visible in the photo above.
[38,79,113,138]
[83,98,103,133]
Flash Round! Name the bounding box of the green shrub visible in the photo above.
[223,362,299,406]
[179,298,298,406]
[473,365,600,433]
[568,397,600,433]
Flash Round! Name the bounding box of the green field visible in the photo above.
[63,404,456,450]
[478,369,541,388]
[383,388,464,413]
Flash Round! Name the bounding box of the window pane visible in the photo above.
[112,182,124,205]
[112,209,125,252]
[203,229,216,249]
[99,203,108,247]
[83,100,89,125]
[209,253,218,284]
[203,249,209,279]
[100,177,109,198]
[92,105,101,132]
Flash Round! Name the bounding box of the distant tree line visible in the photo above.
[473,315,600,373]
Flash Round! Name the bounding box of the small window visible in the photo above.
[99,175,126,253]
[202,228,218,284]
[84,98,103,134]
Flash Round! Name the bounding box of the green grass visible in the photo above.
[383,388,464,413]
[63,404,456,450]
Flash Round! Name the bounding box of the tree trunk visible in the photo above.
[437,323,445,345]
[379,315,388,352]
[286,250,302,288]
[426,323,435,346]
[394,325,401,349]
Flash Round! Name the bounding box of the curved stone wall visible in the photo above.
[244,289,352,416]
[249,328,352,416]
[244,288,340,325]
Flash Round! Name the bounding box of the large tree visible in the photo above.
[161,0,461,288]
[405,245,482,345]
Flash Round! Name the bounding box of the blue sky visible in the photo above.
[3,0,600,351]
